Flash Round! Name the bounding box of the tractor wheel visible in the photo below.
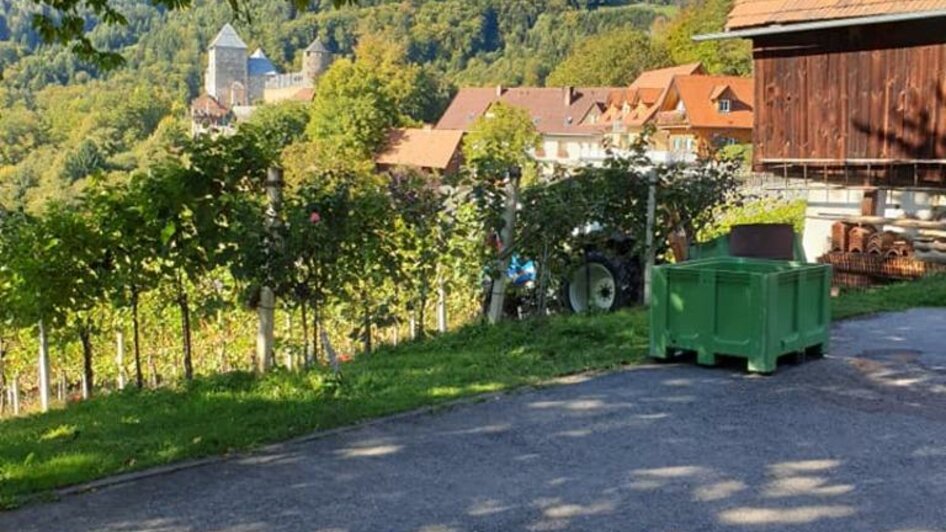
[564,255,625,313]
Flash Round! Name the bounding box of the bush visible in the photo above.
[699,197,806,242]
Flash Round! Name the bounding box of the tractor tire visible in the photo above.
[564,254,628,313]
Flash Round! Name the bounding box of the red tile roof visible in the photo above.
[628,63,704,90]
[659,75,754,130]
[190,94,230,119]
[727,0,946,30]
[436,87,615,135]
[292,88,315,102]
[376,128,464,170]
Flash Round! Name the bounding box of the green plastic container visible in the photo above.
[688,233,808,262]
[650,257,832,374]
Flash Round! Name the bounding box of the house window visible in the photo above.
[718,99,731,113]
[673,137,695,153]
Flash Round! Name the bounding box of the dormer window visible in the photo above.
[718,98,731,113]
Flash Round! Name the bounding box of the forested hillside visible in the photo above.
[0,0,705,210]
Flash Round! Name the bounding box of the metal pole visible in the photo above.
[643,169,657,306]
[487,168,520,324]
[257,167,284,372]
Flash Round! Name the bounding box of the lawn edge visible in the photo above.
[17,308,939,510]
[35,362,661,507]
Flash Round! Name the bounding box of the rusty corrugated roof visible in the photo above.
[728,0,946,30]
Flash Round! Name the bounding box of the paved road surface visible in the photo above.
[3,310,946,531]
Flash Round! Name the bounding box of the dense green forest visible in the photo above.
[0,0,754,211]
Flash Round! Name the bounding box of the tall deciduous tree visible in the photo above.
[306,57,400,159]
[655,0,752,76]
[546,29,671,88]
[0,205,103,407]
[83,179,161,389]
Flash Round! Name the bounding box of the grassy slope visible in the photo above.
[0,311,649,509]
[2,275,945,509]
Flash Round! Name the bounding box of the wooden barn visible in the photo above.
[700,0,946,187]
[699,1,946,281]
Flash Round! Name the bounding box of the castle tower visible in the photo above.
[206,24,249,106]
[302,38,333,83]
[248,48,277,103]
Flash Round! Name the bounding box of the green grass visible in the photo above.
[2,275,945,510]
[831,274,946,320]
[0,310,649,510]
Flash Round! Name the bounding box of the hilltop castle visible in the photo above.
[191,23,333,135]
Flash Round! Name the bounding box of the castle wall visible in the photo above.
[248,74,267,104]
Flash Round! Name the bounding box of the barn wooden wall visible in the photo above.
[753,19,946,185]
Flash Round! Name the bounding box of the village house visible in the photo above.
[375,127,465,175]
[652,74,753,159]
[602,63,704,152]
[700,0,946,278]
[435,86,614,171]
[435,64,753,170]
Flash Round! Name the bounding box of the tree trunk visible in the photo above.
[283,311,293,370]
[11,375,19,416]
[116,330,126,390]
[79,326,94,399]
[132,289,143,389]
[537,241,551,316]
[362,283,372,354]
[312,300,321,364]
[487,171,520,324]
[148,349,158,388]
[321,329,339,376]
[417,294,427,340]
[215,310,229,373]
[0,338,6,416]
[301,299,312,368]
[437,277,447,333]
[37,320,51,412]
[178,290,193,380]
